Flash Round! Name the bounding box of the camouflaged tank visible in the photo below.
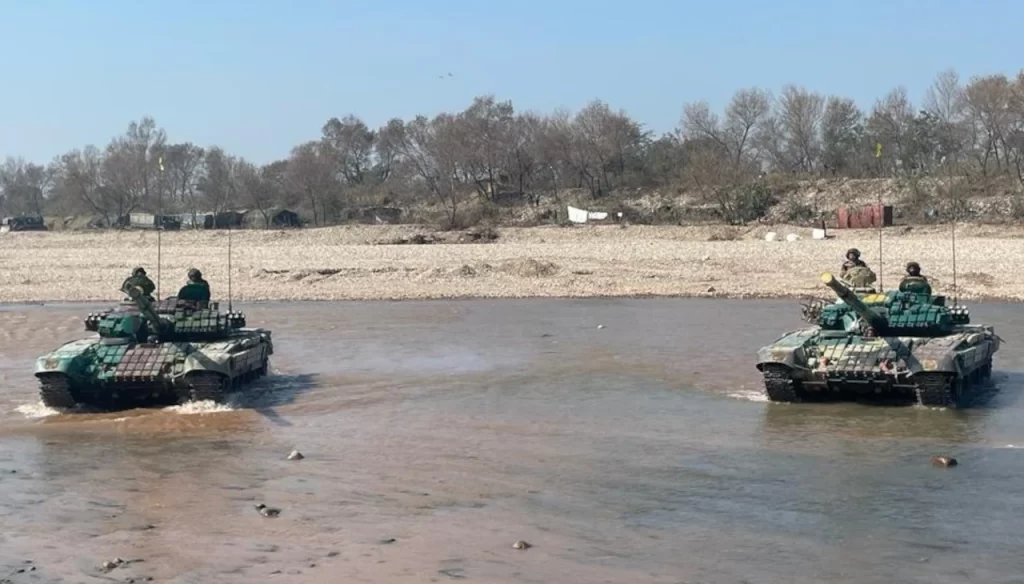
[755,272,999,408]
[33,282,273,409]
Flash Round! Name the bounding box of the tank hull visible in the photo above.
[33,328,273,409]
[755,324,999,407]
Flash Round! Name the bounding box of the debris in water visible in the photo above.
[378,537,396,544]
[254,503,281,517]
[932,455,958,467]
[287,449,304,460]
[512,540,532,550]
[596,325,605,329]
[100,558,125,571]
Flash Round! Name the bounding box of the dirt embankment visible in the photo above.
[0,223,1020,304]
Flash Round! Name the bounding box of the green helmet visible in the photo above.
[846,248,860,259]
[188,268,202,281]
[133,267,146,276]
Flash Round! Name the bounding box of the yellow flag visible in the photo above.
[875,143,882,158]
[158,156,164,172]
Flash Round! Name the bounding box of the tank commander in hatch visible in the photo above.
[840,248,867,278]
[177,268,211,307]
[899,261,932,295]
[122,267,156,300]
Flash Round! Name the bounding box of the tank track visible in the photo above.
[762,364,803,403]
[38,374,76,409]
[917,370,962,407]
[914,357,993,408]
[181,372,228,404]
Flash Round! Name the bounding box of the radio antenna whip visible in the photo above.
[157,154,165,298]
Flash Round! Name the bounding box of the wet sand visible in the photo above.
[1,223,1022,303]
[1,298,1024,582]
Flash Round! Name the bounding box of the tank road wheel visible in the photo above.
[182,372,228,404]
[915,373,967,408]
[37,374,76,409]
[761,364,803,403]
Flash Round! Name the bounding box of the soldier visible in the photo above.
[177,268,211,306]
[899,261,932,294]
[840,248,867,279]
[122,267,156,300]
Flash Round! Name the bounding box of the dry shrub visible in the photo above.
[383,233,443,245]
[960,271,995,287]
[497,258,558,277]
[707,226,742,241]
[456,227,499,243]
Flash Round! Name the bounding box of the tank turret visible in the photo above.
[820,272,886,332]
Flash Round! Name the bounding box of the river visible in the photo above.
[1,298,1022,583]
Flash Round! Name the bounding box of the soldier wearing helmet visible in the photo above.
[899,261,932,295]
[121,266,156,300]
[177,267,211,306]
[840,248,867,279]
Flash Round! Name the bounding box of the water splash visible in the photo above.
[15,402,62,418]
[728,390,769,403]
[163,399,236,415]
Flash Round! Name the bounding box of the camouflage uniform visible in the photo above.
[844,265,877,288]
[122,267,156,299]
[899,262,932,295]
[177,268,211,306]
[839,248,867,279]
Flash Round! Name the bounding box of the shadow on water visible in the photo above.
[758,370,1023,446]
[227,372,319,427]
[758,400,986,445]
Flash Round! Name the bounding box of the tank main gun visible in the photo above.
[120,281,170,338]
[820,272,887,332]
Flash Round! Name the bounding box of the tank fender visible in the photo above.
[180,353,231,377]
[906,352,959,375]
[34,354,77,376]
[34,340,94,377]
[755,330,816,370]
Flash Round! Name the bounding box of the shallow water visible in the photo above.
[1,298,1023,583]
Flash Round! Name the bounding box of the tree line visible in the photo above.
[2,67,1022,228]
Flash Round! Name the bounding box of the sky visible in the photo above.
[1,0,1022,165]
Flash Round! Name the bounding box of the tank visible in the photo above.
[33,281,273,410]
[755,272,999,407]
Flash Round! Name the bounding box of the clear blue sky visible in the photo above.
[1,0,1021,165]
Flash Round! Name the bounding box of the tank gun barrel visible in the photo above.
[820,272,886,330]
[120,282,167,335]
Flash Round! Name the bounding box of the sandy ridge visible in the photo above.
[1,223,1020,304]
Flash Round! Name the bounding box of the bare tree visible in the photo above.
[322,115,376,186]
[774,85,826,174]
[821,96,863,176]
[284,141,338,227]
[162,143,205,225]
[391,114,465,225]
[198,147,241,217]
[0,157,51,216]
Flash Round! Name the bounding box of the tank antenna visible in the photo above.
[875,142,883,291]
[157,154,164,298]
[227,212,233,312]
[951,182,958,306]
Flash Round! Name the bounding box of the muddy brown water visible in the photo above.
[1,298,1023,583]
